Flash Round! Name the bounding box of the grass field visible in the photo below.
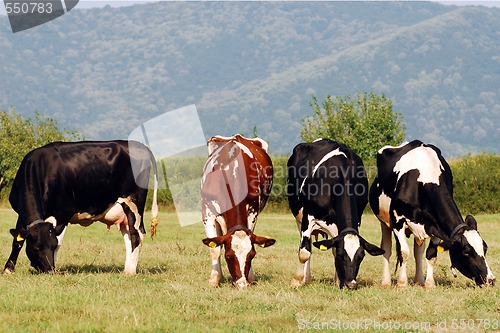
[0,208,498,332]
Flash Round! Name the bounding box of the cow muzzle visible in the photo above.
[233,277,250,289]
[486,275,496,287]
[342,280,357,290]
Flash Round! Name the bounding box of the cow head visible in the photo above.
[202,227,275,289]
[11,221,66,273]
[314,228,384,289]
[439,215,495,287]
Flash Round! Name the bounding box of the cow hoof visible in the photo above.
[425,281,436,289]
[291,278,305,288]
[208,280,220,288]
[3,268,13,275]
[396,281,408,289]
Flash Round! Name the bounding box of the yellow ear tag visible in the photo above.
[437,245,444,252]
[208,241,217,248]
[16,234,24,242]
[320,244,328,251]
[258,243,266,248]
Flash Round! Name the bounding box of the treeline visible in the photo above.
[147,153,499,216]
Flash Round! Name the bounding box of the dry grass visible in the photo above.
[0,209,498,332]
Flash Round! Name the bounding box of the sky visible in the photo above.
[73,0,500,9]
[1,0,499,15]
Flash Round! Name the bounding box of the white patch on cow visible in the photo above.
[377,191,392,227]
[393,146,443,185]
[209,200,222,216]
[393,210,407,224]
[232,159,239,178]
[378,142,409,155]
[117,197,141,230]
[313,138,324,143]
[344,234,360,261]
[463,230,485,258]
[463,230,496,282]
[312,148,347,177]
[45,216,57,227]
[121,221,144,275]
[231,230,252,280]
[246,204,257,231]
[54,225,67,266]
[299,148,347,194]
[228,144,239,158]
[407,221,428,246]
[252,138,268,152]
[236,142,254,159]
[68,197,140,231]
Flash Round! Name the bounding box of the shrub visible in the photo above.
[450,154,499,215]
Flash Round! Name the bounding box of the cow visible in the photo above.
[201,135,276,289]
[369,140,496,288]
[287,138,384,289]
[4,140,159,275]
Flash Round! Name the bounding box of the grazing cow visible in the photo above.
[370,140,495,288]
[4,140,159,275]
[287,139,384,289]
[201,135,276,289]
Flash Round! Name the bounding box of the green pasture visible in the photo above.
[0,209,498,332]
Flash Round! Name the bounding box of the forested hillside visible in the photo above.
[0,2,498,156]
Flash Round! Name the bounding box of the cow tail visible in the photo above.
[149,152,159,239]
[394,233,403,274]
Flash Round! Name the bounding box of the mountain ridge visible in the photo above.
[0,2,498,156]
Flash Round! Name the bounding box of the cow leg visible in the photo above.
[4,238,24,274]
[120,202,144,275]
[291,213,313,287]
[394,227,410,288]
[424,237,440,289]
[414,237,425,286]
[204,216,223,287]
[380,223,392,288]
[247,206,258,284]
[54,225,67,268]
[4,218,27,274]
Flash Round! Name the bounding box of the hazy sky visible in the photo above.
[1,1,499,14]
[71,0,500,10]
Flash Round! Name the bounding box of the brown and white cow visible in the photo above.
[201,135,276,289]
[370,140,495,288]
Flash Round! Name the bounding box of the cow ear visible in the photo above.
[437,240,452,252]
[11,229,28,241]
[54,224,66,236]
[360,237,385,256]
[465,215,477,230]
[313,238,337,251]
[202,235,226,248]
[252,235,276,248]
[426,224,446,240]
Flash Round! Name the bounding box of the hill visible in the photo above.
[0,2,498,156]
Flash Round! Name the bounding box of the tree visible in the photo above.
[0,108,83,192]
[301,92,405,161]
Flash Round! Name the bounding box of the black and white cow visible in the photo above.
[4,140,159,275]
[370,140,495,288]
[287,139,384,289]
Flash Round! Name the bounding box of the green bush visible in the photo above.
[450,154,499,215]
